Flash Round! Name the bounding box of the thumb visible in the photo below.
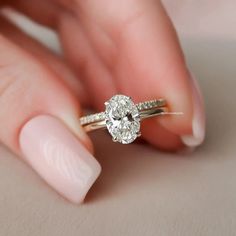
[0,35,101,203]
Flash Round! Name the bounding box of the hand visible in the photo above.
[0,0,205,203]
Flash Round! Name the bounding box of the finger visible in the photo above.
[0,12,89,105]
[73,0,206,149]
[3,3,118,109]
[0,34,101,203]
[59,13,118,110]
[57,5,183,150]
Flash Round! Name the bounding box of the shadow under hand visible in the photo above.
[86,131,191,203]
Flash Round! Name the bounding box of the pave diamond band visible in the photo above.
[80,99,166,126]
[136,98,166,111]
[80,95,172,144]
[80,112,106,127]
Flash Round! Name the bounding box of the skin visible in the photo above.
[0,0,204,202]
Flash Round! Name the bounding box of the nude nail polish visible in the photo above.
[19,115,101,203]
[181,74,206,147]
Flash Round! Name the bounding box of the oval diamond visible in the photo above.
[105,95,140,144]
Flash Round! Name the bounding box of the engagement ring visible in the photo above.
[80,94,180,144]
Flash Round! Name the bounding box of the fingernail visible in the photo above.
[181,74,206,147]
[19,115,101,203]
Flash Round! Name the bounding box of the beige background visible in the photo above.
[0,1,236,235]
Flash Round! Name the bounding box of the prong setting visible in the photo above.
[112,137,118,142]
[137,132,142,137]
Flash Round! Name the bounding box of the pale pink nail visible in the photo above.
[181,74,206,147]
[19,115,101,203]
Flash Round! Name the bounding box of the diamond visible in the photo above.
[105,95,141,144]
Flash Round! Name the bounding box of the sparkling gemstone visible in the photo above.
[105,95,141,144]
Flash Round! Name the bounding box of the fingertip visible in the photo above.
[181,74,206,147]
[19,115,101,203]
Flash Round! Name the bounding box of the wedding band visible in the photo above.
[80,94,177,144]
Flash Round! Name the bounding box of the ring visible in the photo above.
[80,94,179,144]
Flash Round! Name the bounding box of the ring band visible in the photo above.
[80,94,178,144]
[80,99,167,131]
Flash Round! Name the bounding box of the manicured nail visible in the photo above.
[19,115,101,203]
[181,74,206,147]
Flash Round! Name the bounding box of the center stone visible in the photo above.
[105,95,141,144]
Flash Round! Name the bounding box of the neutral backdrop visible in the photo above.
[0,1,236,236]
